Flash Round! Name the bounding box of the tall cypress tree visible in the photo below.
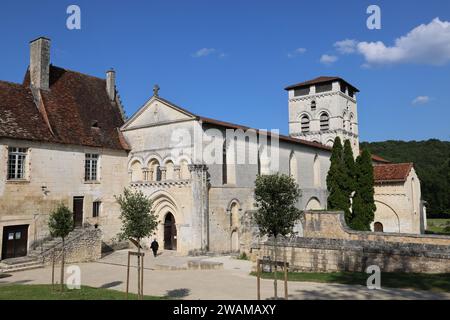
[326,137,348,214]
[351,148,376,231]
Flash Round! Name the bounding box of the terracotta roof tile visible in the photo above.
[1,65,126,150]
[0,80,56,143]
[285,76,359,92]
[373,163,414,183]
[199,116,332,151]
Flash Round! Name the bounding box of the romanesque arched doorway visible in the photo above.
[164,213,177,250]
[374,222,384,232]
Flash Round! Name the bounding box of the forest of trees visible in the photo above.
[360,139,450,217]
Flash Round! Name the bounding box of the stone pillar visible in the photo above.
[189,164,210,251]
[160,166,167,181]
[174,166,181,180]
[148,169,154,181]
[142,167,149,181]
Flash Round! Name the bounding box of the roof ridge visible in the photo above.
[0,79,26,87]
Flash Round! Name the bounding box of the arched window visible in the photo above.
[230,202,240,252]
[320,112,329,131]
[149,159,161,181]
[180,160,190,180]
[301,115,310,133]
[289,151,298,183]
[311,100,316,111]
[130,160,143,182]
[313,154,321,187]
[165,160,174,180]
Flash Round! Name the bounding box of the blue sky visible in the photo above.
[1,0,449,142]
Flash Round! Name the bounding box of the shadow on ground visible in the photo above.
[165,288,190,299]
[100,281,123,289]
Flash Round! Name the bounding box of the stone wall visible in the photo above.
[303,211,450,246]
[39,228,102,265]
[252,237,450,273]
[250,211,450,273]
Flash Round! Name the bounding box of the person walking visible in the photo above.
[150,239,159,257]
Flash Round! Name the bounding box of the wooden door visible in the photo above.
[164,213,177,250]
[73,197,84,228]
[1,225,29,260]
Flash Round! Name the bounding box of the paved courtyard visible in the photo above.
[1,249,449,300]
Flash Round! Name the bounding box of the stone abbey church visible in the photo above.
[0,37,427,260]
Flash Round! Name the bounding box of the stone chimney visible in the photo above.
[106,69,116,101]
[29,37,51,91]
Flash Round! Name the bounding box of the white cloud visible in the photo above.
[320,54,338,65]
[287,47,307,58]
[412,96,431,105]
[334,39,357,54]
[357,18,450,66]
[192,48,217,58]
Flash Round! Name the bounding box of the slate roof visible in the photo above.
[0,65,129,150]
[373,163,414,183]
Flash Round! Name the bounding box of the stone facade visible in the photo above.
[287,78,360,156]
[0,139,128,260]
[120,96,331,254]
[373,167,425,234]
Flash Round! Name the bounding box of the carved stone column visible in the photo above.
[159,166,167,181]
[174,165,181,180]
[142,167,149,181]
[148,169,154,181]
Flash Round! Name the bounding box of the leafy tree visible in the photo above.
[326,137,354,223]
[48,203,74,291]
[253,173,302,299]
[351,149,376,230]
[115,188,159,297]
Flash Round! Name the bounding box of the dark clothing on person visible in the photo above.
[150,240,159,257]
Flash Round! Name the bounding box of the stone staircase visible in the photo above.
[0,256,44,273]
[0,228,91,273]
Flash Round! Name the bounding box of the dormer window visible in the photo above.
[311,100,316,111]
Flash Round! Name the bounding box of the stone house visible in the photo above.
[372,163,426,234]
[0,37,129,260]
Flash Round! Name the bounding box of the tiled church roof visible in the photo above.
[0,65,128,150]
[373,163,414,183]
[284,76,360,92]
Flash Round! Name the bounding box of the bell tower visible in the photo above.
[285,76,360,156]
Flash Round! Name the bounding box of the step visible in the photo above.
[0,260,44,273]
[0,263,44,273]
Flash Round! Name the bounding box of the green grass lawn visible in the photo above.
[426,219,450,235]
[251,271,450,293]
[0,284,164,300]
